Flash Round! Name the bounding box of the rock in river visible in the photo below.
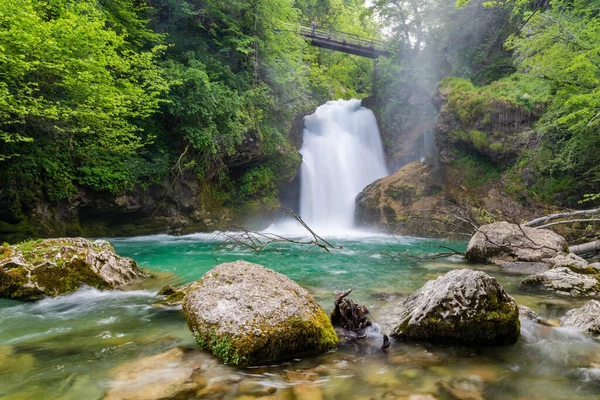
[182,260,338,366]
[390,269,520,345]
[560,300,600,336]
[465,221,567,264]
[521,267,600,296]
[0,238,147,300]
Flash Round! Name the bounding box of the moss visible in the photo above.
[566,265,597,275]
[439,75,551,128]
[0,266,44,301]
[190,306,337,367]
[32,258,110,296]
[392,291,520,345]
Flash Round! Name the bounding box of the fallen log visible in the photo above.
[569,240,600,257]
[525,208,600,227]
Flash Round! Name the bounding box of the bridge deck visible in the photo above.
[297,26,389,59]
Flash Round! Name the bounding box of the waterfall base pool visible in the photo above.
[1,233,599,399]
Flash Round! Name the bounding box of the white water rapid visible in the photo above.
[273,99,387,236]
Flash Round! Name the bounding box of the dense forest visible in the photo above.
[1,0,599,241]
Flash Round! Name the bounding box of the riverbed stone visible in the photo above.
[518,305,538,321]
[0,238,147,300]
[437,375,485,400]
[390,269,520,345]
[560,300,600,335]
[498,261,549,275]
[104,347,209,400]
[543,252,595,274]
[465,221,568,264]
[157,281,202,306]
[182,260,338,366]
[521,267,600,296]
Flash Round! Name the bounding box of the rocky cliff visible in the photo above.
[355,79,550,237]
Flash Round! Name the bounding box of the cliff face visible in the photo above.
[433,79,539,166]
[355,79,550,238]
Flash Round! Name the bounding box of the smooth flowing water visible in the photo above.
[298,99,388,234]
[1,234,599,399]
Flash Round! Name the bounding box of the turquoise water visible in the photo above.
[1,233,599,399]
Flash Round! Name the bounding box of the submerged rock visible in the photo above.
[182,260,337,366]
[465,221,567,264]
[498,261,548,275]
[390,269,520,345]
[0,238,147,301]
[437,375,485,400]
[521,267,600,296]
[156,281,202,306]
[104,348,203,400]
[560,300,600,336]
[518,305,538,322]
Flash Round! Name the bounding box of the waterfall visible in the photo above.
[297,99,388,234]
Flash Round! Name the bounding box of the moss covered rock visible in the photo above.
[390,269,520,345]
[0,238,147,301]
[182,260,337,366]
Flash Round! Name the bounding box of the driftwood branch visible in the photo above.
[525,208,600,227]
[569,240,600,256]
[535,218,600,229]
[331,289,371,333]
[219,208,341,252]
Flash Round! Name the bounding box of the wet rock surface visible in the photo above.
[0,238,147,300]
[521,267,600,296]
[465,221,567,264]
[390,269,520,345]
[560,300,600,335]
[182,260,337,366]
[498,261,549,275]
[518,305,539,321]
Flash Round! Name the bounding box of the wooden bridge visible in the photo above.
[296,25,389,59]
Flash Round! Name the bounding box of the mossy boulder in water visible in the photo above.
[0,238,147,300]
[390,269,520,345]
[182,260,338,366]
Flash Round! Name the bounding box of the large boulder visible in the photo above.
[182,261,338,366]
[560,300,600,336]
[521,267,600,296]
[465,221,568,264]
[0,238,147,300]
[390,269,520,345]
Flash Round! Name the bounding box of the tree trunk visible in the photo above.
[525,208,600,227]
[569,240,600,257]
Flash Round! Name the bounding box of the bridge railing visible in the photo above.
[291,24,386,51]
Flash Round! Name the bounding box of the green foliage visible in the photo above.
[504,0,600,200]
[0,0,169,206]
[451,130,490,151]
[440,75,551,127]
[452,154,503,187]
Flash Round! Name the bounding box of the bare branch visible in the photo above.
[218,209,342,253]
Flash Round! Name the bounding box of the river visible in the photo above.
[1,233,599,399]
